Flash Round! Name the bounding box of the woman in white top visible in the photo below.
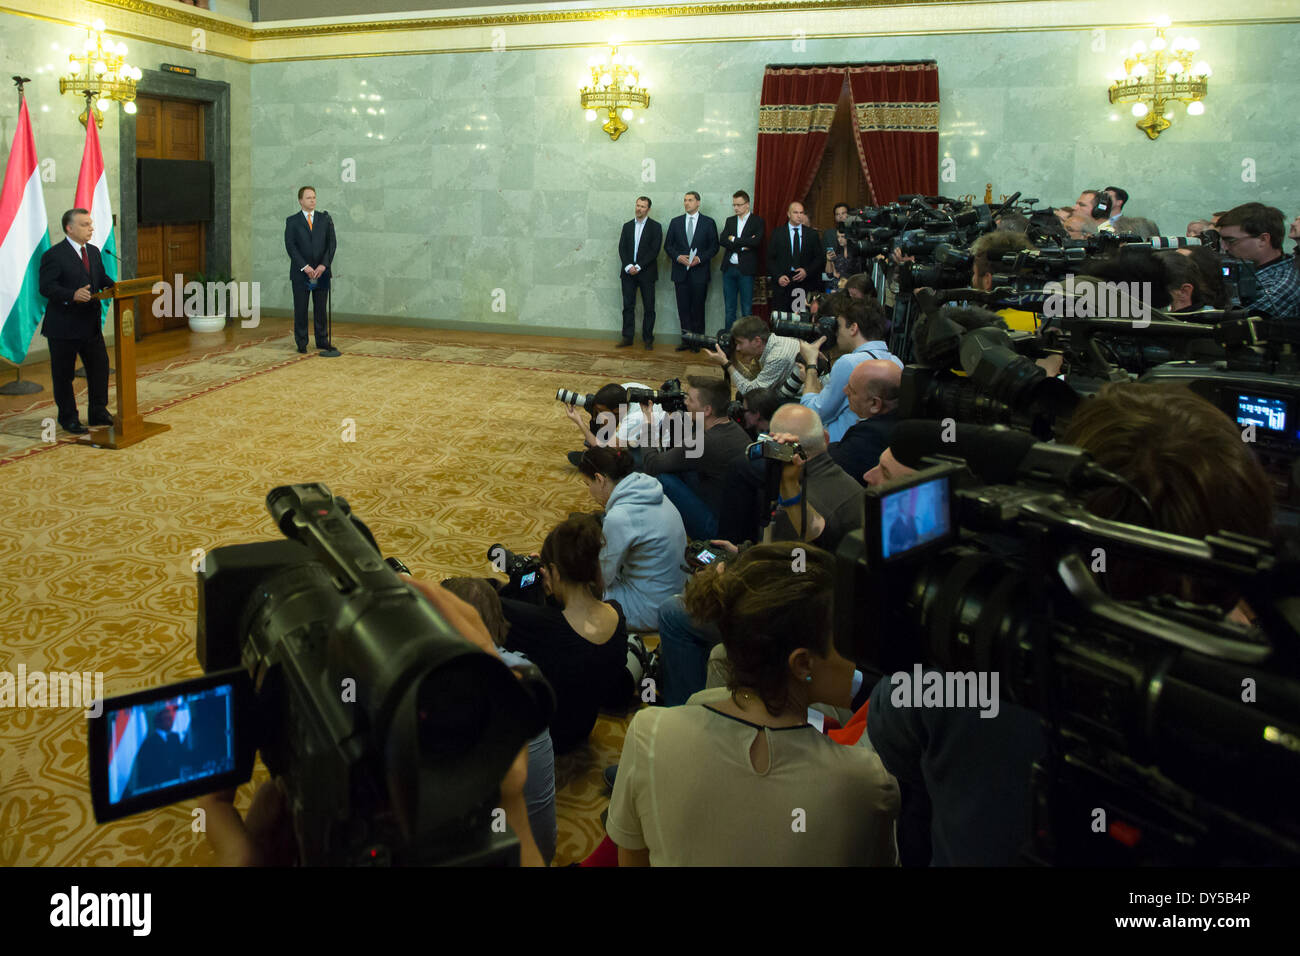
[606,543,899,866]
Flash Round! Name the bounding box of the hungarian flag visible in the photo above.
[0,96,51,364]
[74,115,116,323]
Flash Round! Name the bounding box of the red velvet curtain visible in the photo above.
[752,68,845,313]
[847,63,940,204]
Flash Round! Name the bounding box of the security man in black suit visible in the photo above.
[284,185,337,353]
[767,200,823,313]
[664,190,719,350]
[617,195,663,349]
[718,189,766,331]
[37,208,114,434]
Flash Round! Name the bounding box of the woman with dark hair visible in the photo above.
[1156,250,1217,314]
[1178,244,1229,308]
[577,446,687,632]
[606,543,900,866]
[499,515,629,753]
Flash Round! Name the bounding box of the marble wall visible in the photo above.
[249,23,1300,338]
[0,12,252,340]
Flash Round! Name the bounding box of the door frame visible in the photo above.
[118,71,231,305]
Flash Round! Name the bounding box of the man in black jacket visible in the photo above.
[38,208,115,434]
[829,359,902,485]
[718,190,765,332]
[664,191,719,350]
[617,196,663,349]
[284,186,337,353]
[767,200,823,313]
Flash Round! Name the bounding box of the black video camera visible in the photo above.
[87,483,554,865]
[834,433,1300,864]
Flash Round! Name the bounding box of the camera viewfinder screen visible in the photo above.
[879,476,951,560]
[106,685,236,805]
[519,571,538,588]
[1236,394,1286,433]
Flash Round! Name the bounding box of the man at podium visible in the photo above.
[38,208,114,435]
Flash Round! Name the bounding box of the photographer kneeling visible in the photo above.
[577,446,688,632]
[701,315,800,396]
[499,515,629,754]
[607,543,900,866]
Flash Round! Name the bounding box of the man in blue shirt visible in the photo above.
[796,299,902,442]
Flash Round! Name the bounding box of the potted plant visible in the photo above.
[186,271,232,333]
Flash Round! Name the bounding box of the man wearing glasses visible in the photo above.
[1216,203,1300,320]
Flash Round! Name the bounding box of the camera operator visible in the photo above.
[864,381,1278,864]
[197,578,546,866]
[639,375,751,539]
[1155,249,1221,314]
[606,543,900,866]
[499,516,630,754]
[797,299,901,442]
[843,272,876,300]
[442,576,557,866]
[1216,202,1300,319]
[562,381,667,468]
[968,230,1039,333]
[829,359,902,486]
[1176,244,1230,309]
[702,314,800,396]
[740,386,792,439]
[576,446,687,633]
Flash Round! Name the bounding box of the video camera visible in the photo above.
[834,424,1300,864]
[87,483,555,865]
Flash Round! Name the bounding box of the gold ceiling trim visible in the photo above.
[76,0,1300,44]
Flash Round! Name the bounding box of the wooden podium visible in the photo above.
[78,276,169,449]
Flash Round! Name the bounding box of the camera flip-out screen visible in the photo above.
[864,466,957,567]
[1236,393,1288,434]
[88,668,253,823]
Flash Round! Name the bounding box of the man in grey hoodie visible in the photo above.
[577,446,689,633]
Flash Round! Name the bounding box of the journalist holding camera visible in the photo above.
[797,299,903,442]
[701,314,801,396]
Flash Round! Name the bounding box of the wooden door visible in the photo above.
[136,96,206,334]
[803,79,870,237]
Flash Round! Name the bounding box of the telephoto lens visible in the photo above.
[556,388,595,407]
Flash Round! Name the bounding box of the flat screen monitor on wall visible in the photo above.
[137,159,214,223]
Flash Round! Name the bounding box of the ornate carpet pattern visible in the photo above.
[0,332,701,867]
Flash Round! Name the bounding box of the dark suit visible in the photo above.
[284,209,337,349]
[38,238,114,427]
[663,213,719,337]
[767,222,823,313]
[618,217,663,343]
[129,729,185,796]
[719,213,766,329]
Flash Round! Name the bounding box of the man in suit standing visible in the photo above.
[664,191,719,351]
[767,200,823,313]
[718,190,765,331]
[284,186,337,353]
[38,208,114,435]
[617,196,662,350]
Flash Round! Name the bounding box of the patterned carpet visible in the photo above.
[0,331,702,866]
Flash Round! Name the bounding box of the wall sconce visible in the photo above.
[579,44,650,142]
[59,18,141,127]
[1107,15,1210,140]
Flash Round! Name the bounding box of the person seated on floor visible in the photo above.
[606,543,900,866]
[562,381,667,468]
[715,405,863,550]
[739,385,793,439]
[441,576,557,866]
[498,515,629,754]
[829,359,902,486]
[576,445,688,633]
[638,375,751,540]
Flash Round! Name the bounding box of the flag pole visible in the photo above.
[0,76,43,396]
